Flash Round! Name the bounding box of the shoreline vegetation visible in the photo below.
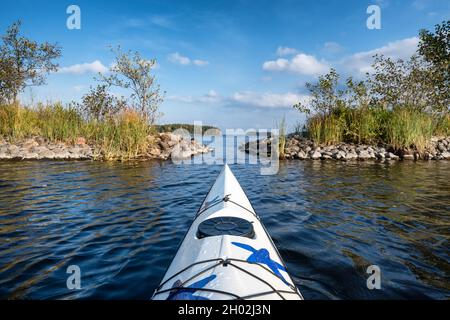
[0,21,212,161]
[283,20,449,158]
[1,20,449,163]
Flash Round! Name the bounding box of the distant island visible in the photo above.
[155,124,221,135]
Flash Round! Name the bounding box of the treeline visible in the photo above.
[294,20,449,151]
[155,124,221,135]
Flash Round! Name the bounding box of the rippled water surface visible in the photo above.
[0,160,449,299]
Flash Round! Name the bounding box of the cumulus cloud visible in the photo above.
[263,53,329,75]
[193,59,210,66]
[231,91,309,108]
[168,90,222,104]
[58,60,108,74]
[341,37,419,74]
[168,52,190,65]
[168,52,209,66]
[169,90,308,109]
[276,46,298,56]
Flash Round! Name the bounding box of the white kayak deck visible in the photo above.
[152,164,303,300]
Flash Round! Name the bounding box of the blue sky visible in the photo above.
[0,0,449,130]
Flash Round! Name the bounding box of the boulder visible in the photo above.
[403,154,414,160]
[386,152,399,160]
[358,150,371,159]
[311,151,321,160]
[40,150,56,159]
[441,151,450,159]
[297,150,308,160]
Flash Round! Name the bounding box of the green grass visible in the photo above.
[277,116,287,159]
[386,107,434,151]
[304,104,448,150]
[306,113,344,145]
[0,103,152,160]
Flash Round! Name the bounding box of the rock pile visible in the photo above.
[243,135,450,161]
[0,132,212,161]
[147,132,212,160]
[0,137,93,160]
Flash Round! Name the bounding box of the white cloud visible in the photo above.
[276,46,298,57]
[263,58,289,71]
[193,59,210,66]
[168,90,222,104]
[168,52,209,67]
[58,60,108,75]
[263,53,329,75]
[341,37,419,74]
[168,90,308,109]
[231,91,309,108]
[168,52,191,65]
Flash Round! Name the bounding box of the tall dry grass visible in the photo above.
[0,103,152,160]
[304,104,447,150]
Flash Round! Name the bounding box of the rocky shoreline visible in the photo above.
[0,133,211,161]
[243,135,450,161]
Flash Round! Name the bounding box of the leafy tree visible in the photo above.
[99,47,164,124]
[418,20,450,111]
[294,68,346,116]
[368,54,437,112]
[346,77,371,109]
[0,21,61,103]
[79,84,127,121]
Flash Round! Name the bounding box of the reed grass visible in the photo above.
[0,103,152,160]
[386,107,434,151]
[307,114,344,145]
[304,104,447,151]
[277,116,287,159]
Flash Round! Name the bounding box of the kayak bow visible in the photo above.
[152,164,303,300]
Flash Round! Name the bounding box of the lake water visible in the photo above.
[0,158,449,299]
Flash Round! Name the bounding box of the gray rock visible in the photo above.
[290,145,300,153]
[311,151,321,160]
[441,151,450,159]
[40,150,56,159]
[437,144,446,153]
[358,150,371,159]
[297,150,307,160]
[403,154,414,160]
[8,145,19,152]
[386,152,399,160]
[346,152,358,160]
[24,153,39,160]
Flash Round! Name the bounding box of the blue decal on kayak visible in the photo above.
[231,242,290,286]
[167,275,217,300]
